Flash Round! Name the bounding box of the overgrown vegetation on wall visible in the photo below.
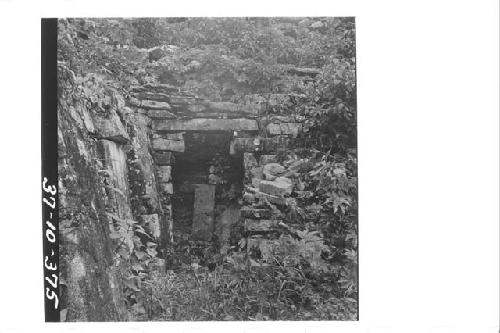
[58,17,357,321]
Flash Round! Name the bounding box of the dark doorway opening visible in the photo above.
[171,132,244,245]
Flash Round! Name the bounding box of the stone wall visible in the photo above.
[58,66,167,321]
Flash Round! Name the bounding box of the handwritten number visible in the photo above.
[46,274,58,288]
[44,256,57,271]
[46,288,59,309]
[42,177,57,195]
[43,196,56,209]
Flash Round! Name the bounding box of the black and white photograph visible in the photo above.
[0,1,498,331]
[53,17,358,321]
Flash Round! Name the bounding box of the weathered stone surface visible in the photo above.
[140,100,172,110]
[125,113,161,216]
[192,184,216,241]
[214,205,241,247]
[158,182,173,194]
[230,138,258,154]
[186,104,207,113]
[151,138,185,152]
[140,214,160,239]
[242,192,256,204]
[92,112,130,144]
[146,109,176,119]
[153,152,175,165]
[240,207,273,219]
[259,177,293,197]
[244,153,258,170]
[263,163,285,177]
[153,118,259,132]
[259,154,277,165]
[266,123,302,137]
[155,166,172,182]
[129,97,172,110]
[132,91,172,102]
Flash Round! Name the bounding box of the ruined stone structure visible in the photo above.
[58,66,307,321]
[127,82,302,250]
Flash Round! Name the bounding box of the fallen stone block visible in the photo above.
[259,177,293,197]
[263,163,285,177]
[151,138,185,152]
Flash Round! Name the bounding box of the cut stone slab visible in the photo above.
[155,166,171,182]
[158,182,173,195]
[153,152,175,165]
[153,118,258,132]
[258,177,293,197]
[151,138,185,152]
[266,123,302,137]
[129,97,172,110]
[192,184,215,241]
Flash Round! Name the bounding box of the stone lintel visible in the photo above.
[153,118,258,132]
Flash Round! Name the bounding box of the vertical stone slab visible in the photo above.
[192,184,216,241]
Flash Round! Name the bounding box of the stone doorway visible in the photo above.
[171,132,244,245]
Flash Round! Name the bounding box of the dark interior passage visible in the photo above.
[171,132,244,243]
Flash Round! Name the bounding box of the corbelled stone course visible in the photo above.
[153,118,259,132]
